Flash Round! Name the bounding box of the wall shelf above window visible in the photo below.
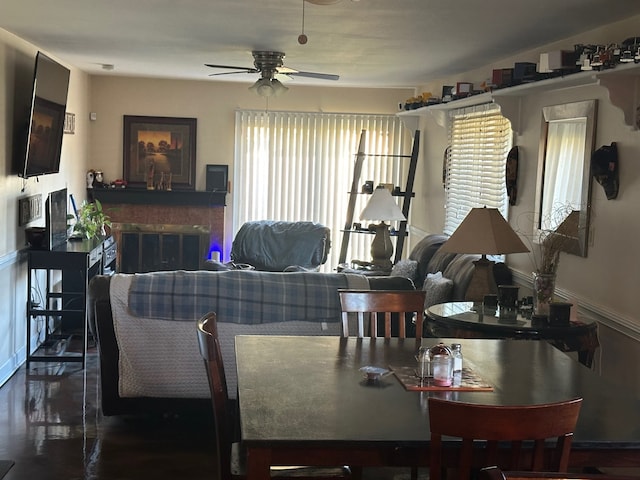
[398,61,640,133]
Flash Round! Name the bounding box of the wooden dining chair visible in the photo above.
[196,312,352,480]
[338,289,426,339]
[479,465,640,480]
[428,397,583,480]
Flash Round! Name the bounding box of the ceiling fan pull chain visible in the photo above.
[298,0,308,44]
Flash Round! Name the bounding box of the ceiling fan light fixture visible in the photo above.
[271,78,289,96]
[249,77,289,97]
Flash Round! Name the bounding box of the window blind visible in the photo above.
[234,110,409,270]
[444,103,513,235]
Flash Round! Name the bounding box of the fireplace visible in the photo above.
[91,189,225,272]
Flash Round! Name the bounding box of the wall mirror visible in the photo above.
[534,99,597,257]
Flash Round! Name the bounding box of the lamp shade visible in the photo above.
[440,207,529,255]
[360,187,406,222]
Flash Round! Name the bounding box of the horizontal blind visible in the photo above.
[444,103,512,235]
[234,111,409,270]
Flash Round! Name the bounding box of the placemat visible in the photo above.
[390,365,494,392]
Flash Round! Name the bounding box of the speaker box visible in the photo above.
[206,164,228,192]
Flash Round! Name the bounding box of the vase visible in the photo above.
[533,272,556,316]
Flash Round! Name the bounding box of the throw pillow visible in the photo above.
[390,259,419,285]
[422,271,454,308]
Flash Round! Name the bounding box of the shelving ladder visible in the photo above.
[338,128,420,266]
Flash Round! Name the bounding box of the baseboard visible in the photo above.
[0,346,26,388]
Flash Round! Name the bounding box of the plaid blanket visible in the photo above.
[127,270,368,324]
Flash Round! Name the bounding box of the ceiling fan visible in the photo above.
[205,51,339,97]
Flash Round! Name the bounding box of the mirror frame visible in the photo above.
[534,99,597,257]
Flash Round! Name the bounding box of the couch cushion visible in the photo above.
[390,259,419,285]
[442,254,480,301]
[426,249,458,276]
[422,271,454,308]
[408,234,449,284]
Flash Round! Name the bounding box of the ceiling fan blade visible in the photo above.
[289,71,340,81]
[208,70,256,77]
[205,63,258,73]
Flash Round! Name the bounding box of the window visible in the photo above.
[234,110,409,270]
[444,103,513,235]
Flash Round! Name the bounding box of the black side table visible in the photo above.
[426,301,599,368]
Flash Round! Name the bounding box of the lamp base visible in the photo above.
[369,223,394,272]
[464,256,498,303]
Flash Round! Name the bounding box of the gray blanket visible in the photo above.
[128,269,368,324]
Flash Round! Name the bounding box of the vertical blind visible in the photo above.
[234,110,409,270]
[444,102,513,235]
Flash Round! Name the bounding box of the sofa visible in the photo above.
[88,269,413,416]
[88,233,510,416]
[210,220,331,271]
[394,233,512,306]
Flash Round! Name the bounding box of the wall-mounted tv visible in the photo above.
[13,52,70,178]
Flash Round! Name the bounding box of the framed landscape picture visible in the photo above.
[123,115,197,190]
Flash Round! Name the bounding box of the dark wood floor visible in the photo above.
[0,347,217,479]
[3,344,637,480]
[0,345,415,480]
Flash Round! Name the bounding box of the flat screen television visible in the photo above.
[13,51,70,178]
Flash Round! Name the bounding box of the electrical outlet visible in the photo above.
[18,194,43,226]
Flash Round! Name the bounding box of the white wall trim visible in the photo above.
[0,250,19,271]
[0,347,26,388]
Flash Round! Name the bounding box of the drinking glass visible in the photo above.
[431,354,453,386]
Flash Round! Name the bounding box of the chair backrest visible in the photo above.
[338,289,426,339]
[428,397,583,480]
[197,312,234,480]
[479,465,640,480]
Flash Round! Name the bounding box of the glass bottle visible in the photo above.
[450,343,463,372]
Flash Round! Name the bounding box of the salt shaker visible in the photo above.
[417,346,431,378]
[451,343,463,372]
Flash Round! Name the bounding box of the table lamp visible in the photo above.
[439,207,529,302]
[359,186,406,271]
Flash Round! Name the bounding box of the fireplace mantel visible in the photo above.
[89,188,226,207]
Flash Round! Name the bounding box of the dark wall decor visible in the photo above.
[205,164,229,192]
[123,115,197,190]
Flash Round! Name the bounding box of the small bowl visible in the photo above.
[359,366,391,381]
[25,227,47,249]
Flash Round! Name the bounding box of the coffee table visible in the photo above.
[426,301,599,367]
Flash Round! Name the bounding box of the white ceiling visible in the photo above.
[2,0,640,89]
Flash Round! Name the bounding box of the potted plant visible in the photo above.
[72,199,112,240]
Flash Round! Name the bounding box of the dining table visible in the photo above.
[235,335,640,480]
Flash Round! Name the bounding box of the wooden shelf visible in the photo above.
[398,62,640,132]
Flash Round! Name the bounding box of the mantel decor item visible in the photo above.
[359,186,406,271]
[439,207,529,303]
[123,115,197,190]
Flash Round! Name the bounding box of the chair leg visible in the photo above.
[350,465,363,480]
[411,466,418,480]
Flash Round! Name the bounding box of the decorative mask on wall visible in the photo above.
[591,142,619,200]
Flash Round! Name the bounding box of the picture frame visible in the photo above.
[123,115,197,190]
[64,112,75,134]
